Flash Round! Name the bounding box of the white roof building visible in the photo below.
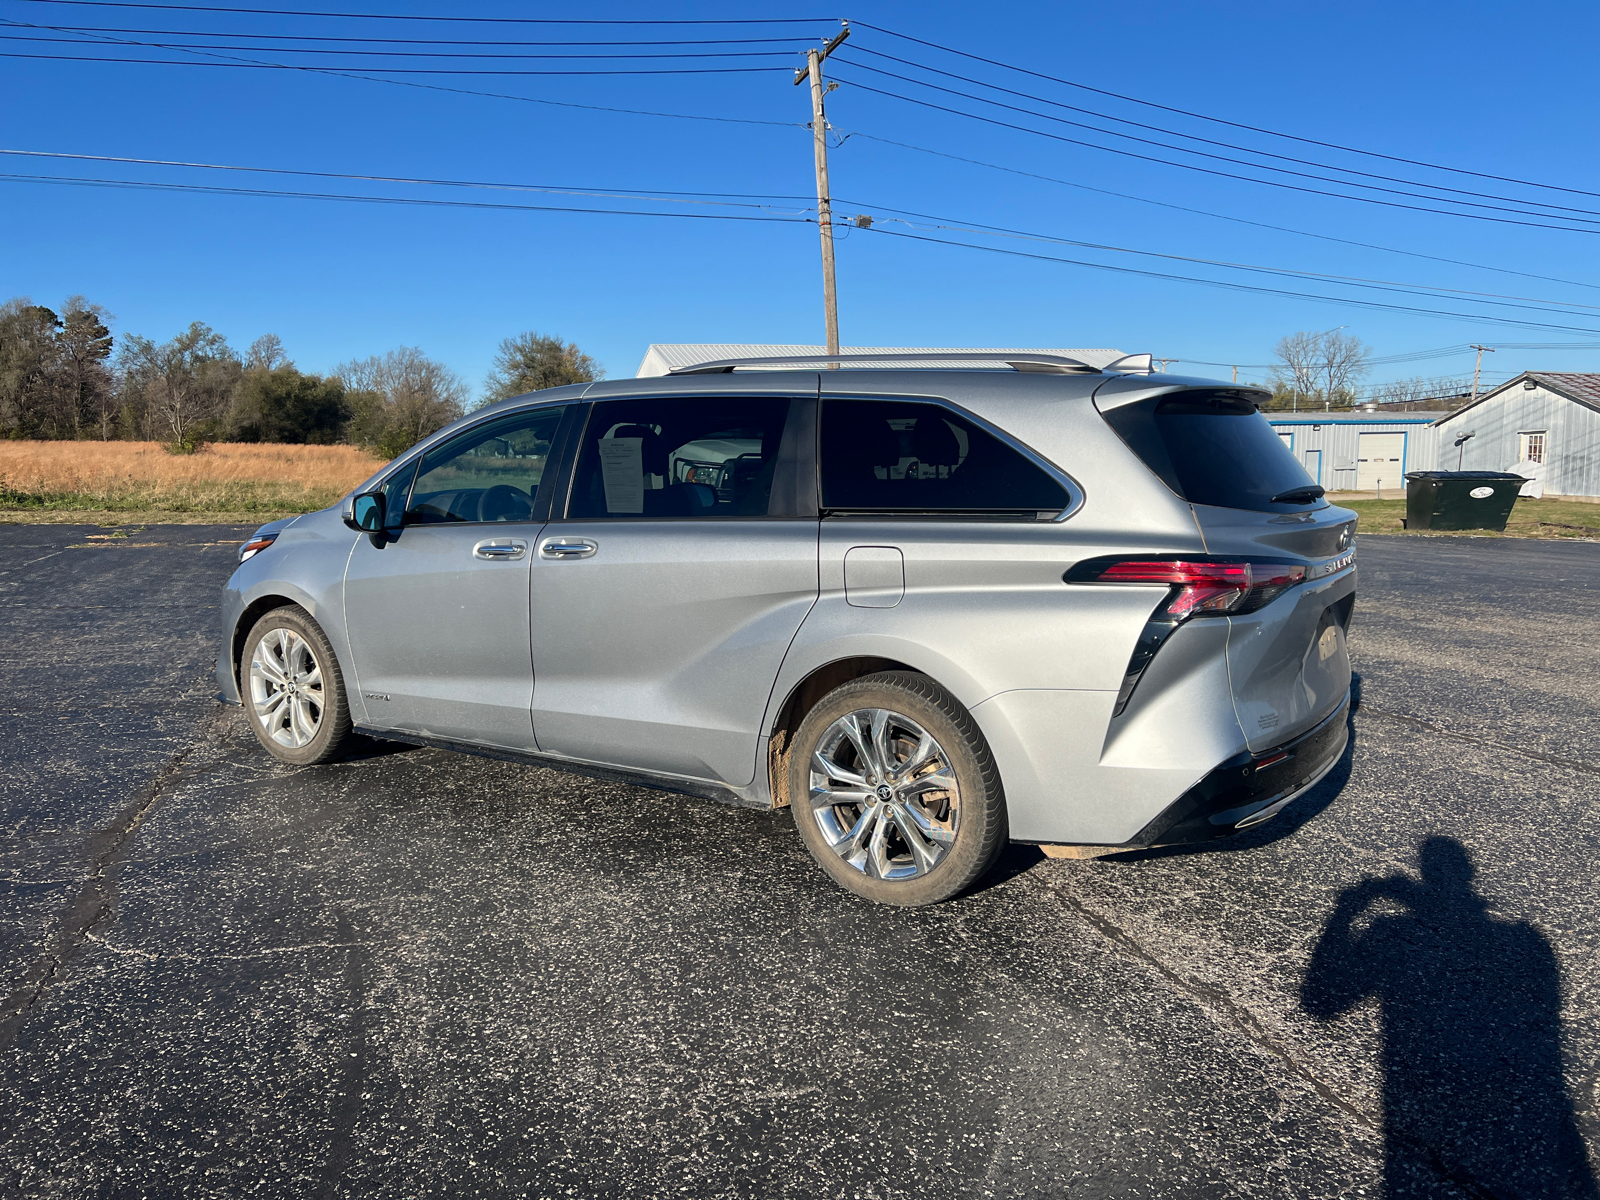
[636,344,1128,378]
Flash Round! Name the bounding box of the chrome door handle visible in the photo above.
[473,538,528,561]
[539,537,598,559]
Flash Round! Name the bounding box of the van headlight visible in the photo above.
[239,532,279,563]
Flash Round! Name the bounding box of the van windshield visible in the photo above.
[1101,390,1321,513]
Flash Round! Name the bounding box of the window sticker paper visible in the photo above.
[599,437,644,514]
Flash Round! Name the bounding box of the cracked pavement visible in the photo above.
[0,524,1596,1198]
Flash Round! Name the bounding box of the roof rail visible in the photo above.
[667,352,1103,376]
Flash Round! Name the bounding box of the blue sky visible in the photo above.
[4,0,1599,400]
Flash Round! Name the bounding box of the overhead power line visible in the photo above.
[855,225,1600,336]
[19,14,1600,308]
[836,199,1600,321]
[852,20,1600,203]
[25,146,1592,320]
[0,171,823,226]
[0,148,818,210]
[832,72,1600,237]
[843,130,1600,296]
[0,51,793,74]
[0,33,805,58]
[8,1,836,23]
[839,46,1600,220]
[10,162,1600,338]
[0,15,807,126]
[25,25,815,45]
[829,68,1600,233]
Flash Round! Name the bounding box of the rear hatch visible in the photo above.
[1096,380,1356,750]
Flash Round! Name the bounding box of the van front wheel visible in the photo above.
[241,605,354,766]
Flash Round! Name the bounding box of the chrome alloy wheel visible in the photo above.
[248,627,325,749]
[808,708,961,880]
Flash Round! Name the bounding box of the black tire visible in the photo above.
[240,605,354,766]
[789,671,1008,906]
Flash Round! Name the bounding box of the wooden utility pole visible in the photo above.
[795,25,849,361]
[1469,344,1495,404]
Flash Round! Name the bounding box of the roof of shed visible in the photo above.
[1433,371,1600,424]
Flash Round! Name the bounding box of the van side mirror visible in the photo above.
[345,492,385,533]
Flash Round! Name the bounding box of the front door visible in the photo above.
[1303,449,1322,486]
[529,392,818,786]
[343,404,567,750]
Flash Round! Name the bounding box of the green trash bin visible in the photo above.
[1404,471,1523,531]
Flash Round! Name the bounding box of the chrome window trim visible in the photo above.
[817,391,1086,523]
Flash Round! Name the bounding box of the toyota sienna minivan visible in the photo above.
[218,352,1355,906]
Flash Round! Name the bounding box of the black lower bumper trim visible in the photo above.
[350,727,767,809]
[1126,691,1351,848]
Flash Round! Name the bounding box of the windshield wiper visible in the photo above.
[1269,485,1326,505]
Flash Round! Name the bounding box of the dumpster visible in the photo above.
[1404,471,1523,531]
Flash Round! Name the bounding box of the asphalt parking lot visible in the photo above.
[1,523,1596,1199]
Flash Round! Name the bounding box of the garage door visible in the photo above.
[1356,432,1405,492]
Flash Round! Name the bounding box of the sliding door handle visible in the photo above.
[473,538,528,560]
[539,537,598,560]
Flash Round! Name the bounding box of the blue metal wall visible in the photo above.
[1265,416,1438,493]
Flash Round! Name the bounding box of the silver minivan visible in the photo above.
[218,353,1355,905]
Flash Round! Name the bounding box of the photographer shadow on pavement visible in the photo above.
[1302,837,1598,1198]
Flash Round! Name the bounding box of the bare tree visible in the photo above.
[1372,375,1470,411]
[245,333,288,371]
[118,322,240,447]
[334,346,468,457]
[1271,331,1322,406]
[1271,329,1372,411]
[1317,330,1370,406]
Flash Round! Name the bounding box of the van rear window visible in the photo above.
[1100,390,1321,513]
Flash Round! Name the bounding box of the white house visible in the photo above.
[1430,372,1600,500]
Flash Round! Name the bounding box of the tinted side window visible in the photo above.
[404,406,564,525]
[1100,390,1319,513]
[567,396,791,519]
[820,399,1070,516]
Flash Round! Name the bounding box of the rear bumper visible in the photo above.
[1125,689,1350,847]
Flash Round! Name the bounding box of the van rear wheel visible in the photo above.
[789,671,1007,906]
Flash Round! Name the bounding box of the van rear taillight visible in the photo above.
[1065,556,1310,718]
[1065,557,1307,618]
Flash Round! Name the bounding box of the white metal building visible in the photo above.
[1264,412,1440,495]
[1430,372,1600,500]
[636,344,1127,377]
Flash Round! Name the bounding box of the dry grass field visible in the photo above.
[0,442,386,523]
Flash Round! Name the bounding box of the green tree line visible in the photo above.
[0,297,602,456]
